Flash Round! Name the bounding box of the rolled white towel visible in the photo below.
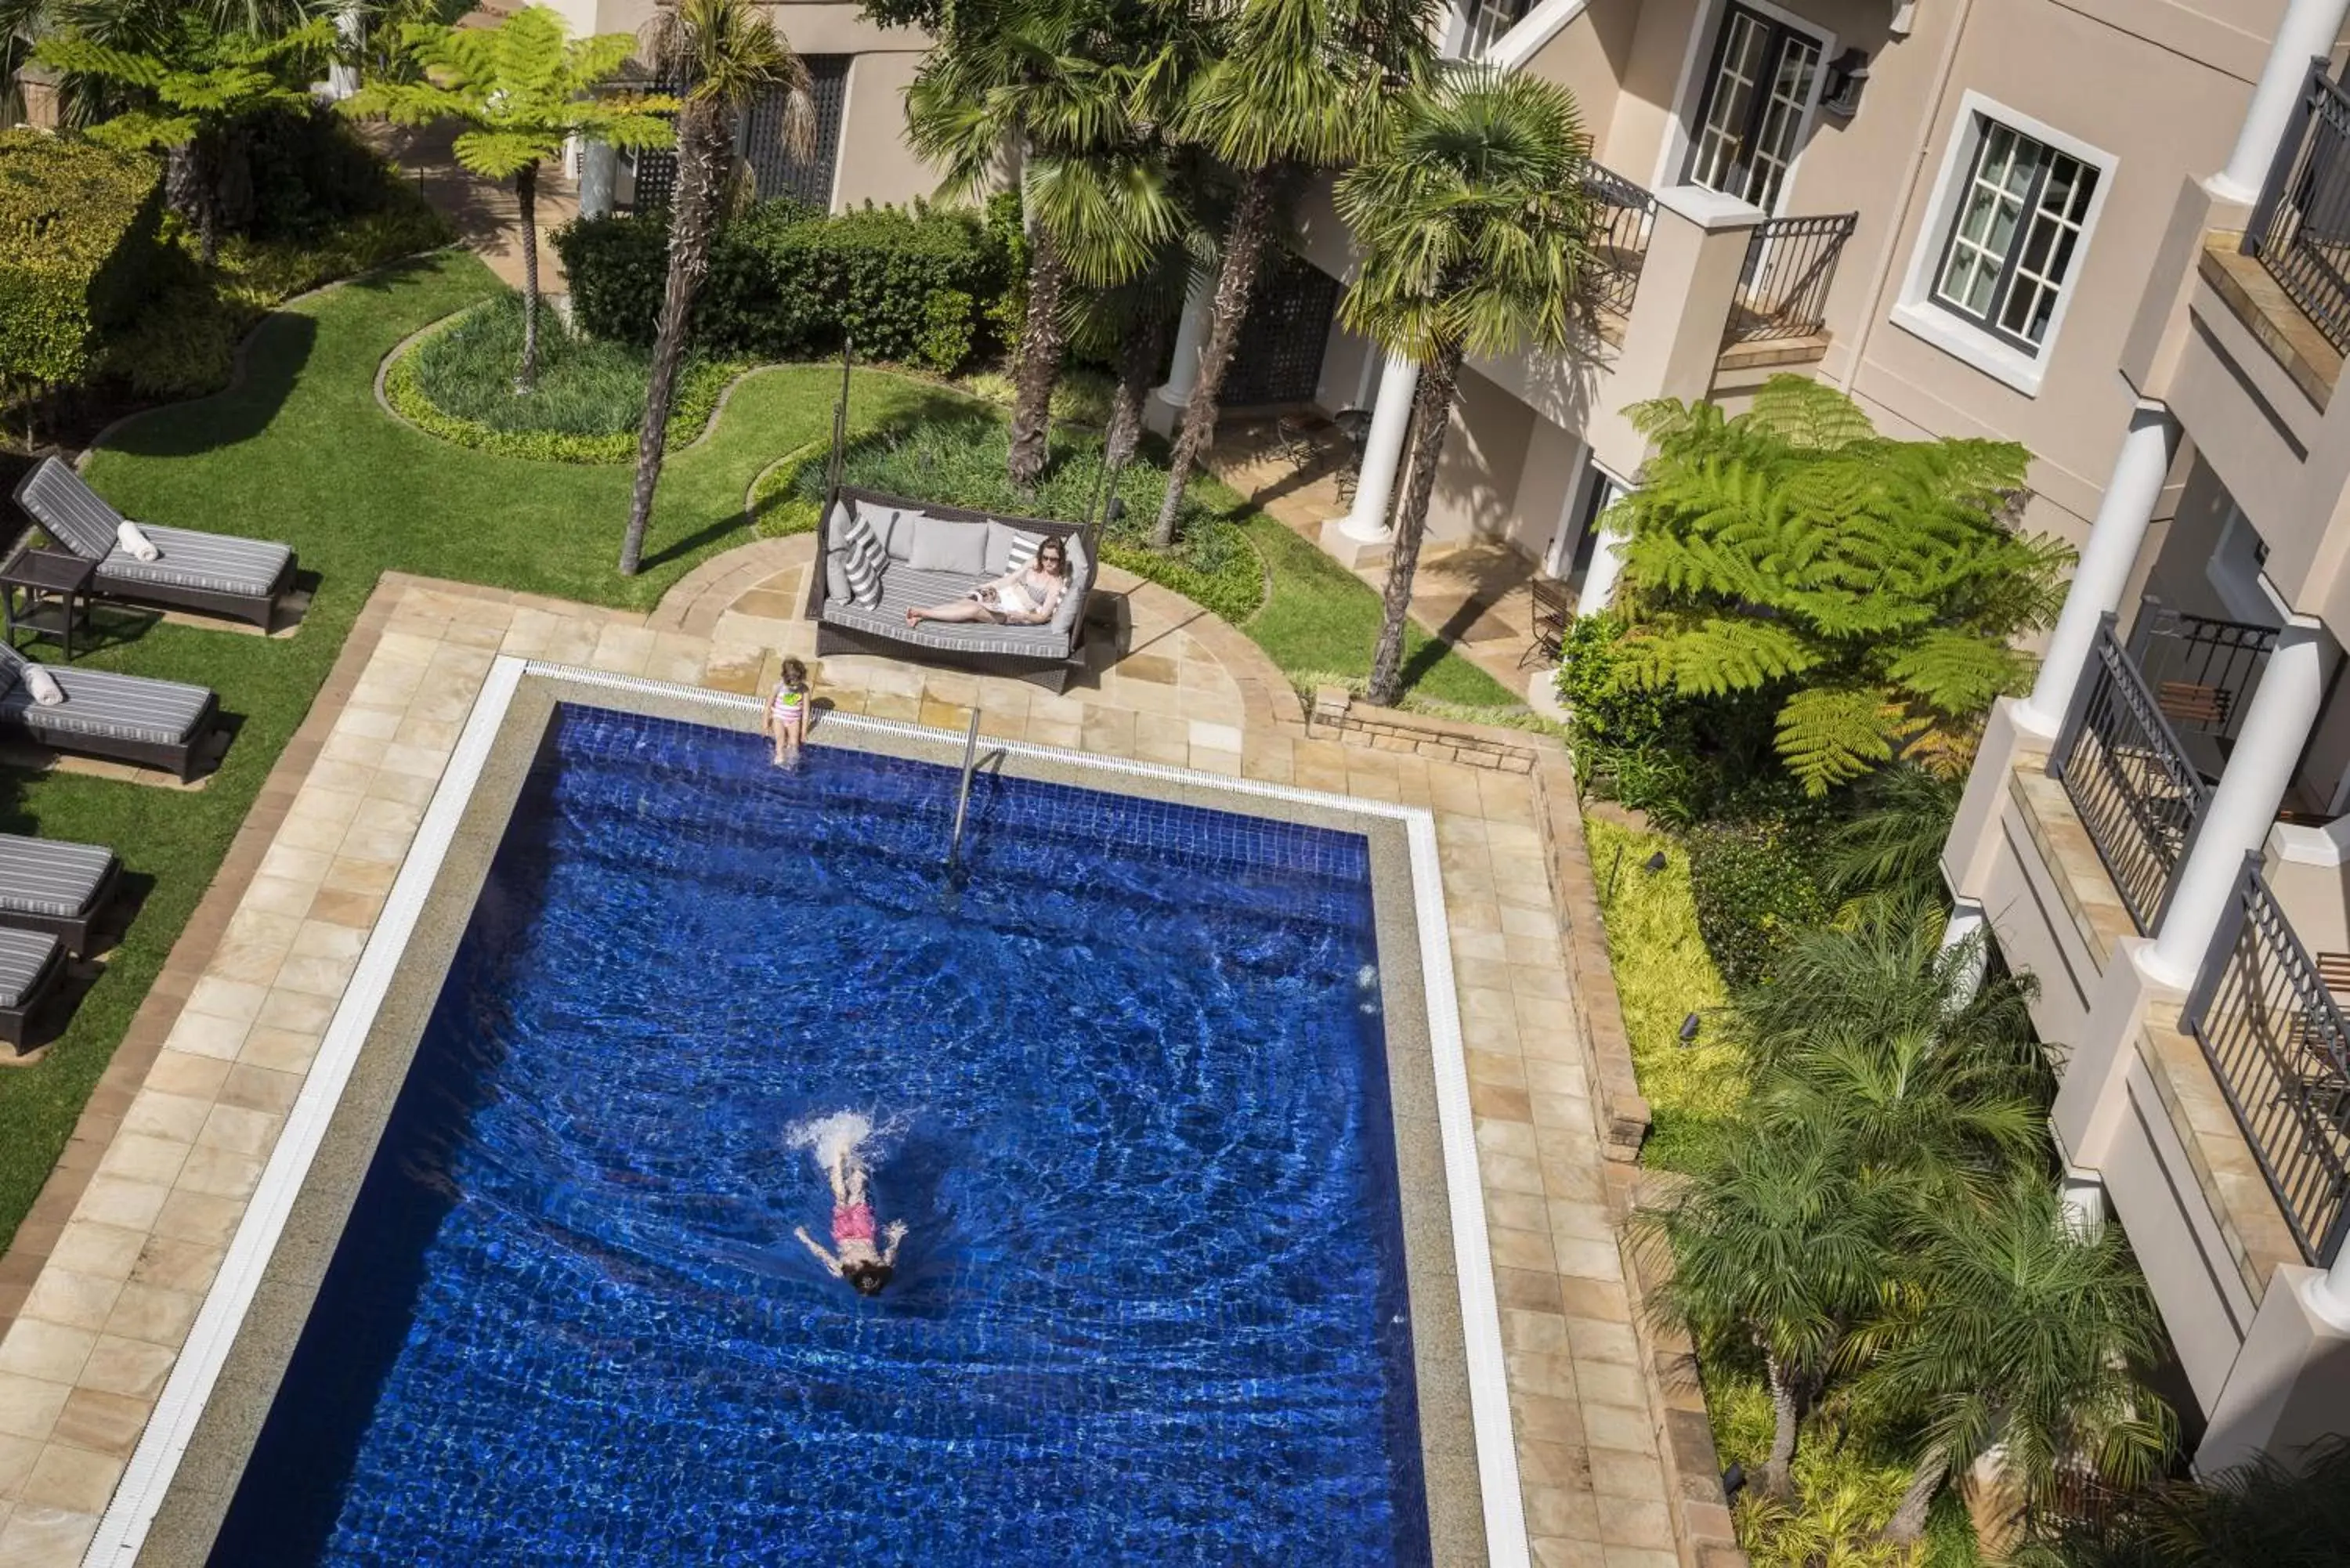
[24,667,64,707]
[117,520,160,563]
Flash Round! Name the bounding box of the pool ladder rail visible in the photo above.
[946,707,983,870]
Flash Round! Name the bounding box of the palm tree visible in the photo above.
[1855,1180,2176,1543]
[1144,0,1436,548]
[1822,764,1966,923]
[907,0,1179,491]
[617,0,808,576]
[2023,1435,2350,1566]
[1335,67,1593,706]
[1068,237,1196,468]
[1636,1120,1886,1498]
[36,13,332,263]
[342,5,675,392]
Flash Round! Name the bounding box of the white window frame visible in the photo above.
[1890,91,2117,398]
[1650,0,1834,217]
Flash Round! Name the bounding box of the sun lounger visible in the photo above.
[0,644,219,782]
[0,835,118,955]
[0,927,65,1049]
[12,457,298,628]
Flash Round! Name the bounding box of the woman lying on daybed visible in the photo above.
[906,536,1072,628]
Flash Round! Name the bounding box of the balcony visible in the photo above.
[1720,211,1856,370]
[2237,60,2350,402]
[1584,162,1658,323]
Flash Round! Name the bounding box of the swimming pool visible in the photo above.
[206,704,1438,1564]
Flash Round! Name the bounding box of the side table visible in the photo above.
[0,546,98,663]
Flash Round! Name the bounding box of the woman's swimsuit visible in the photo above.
[833,1202,877,1244]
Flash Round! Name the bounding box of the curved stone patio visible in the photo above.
[0,547,1730,1568]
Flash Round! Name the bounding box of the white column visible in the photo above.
[1940,898,1990,1009]
[2308,1238,2350,1327]
[1337,354,1422,543]
[2146,622,2330,988]
[2017,404,2181,735]
[2060,1170,2106,1239]
[578,140,618,220]
[1152,274,1213,406]
[2209,0,2350,203]
[1574,472,1632,611]
[327,1,362,99]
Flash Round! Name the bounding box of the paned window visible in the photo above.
[1931,119,2099,352]
[1683,3,1822,212]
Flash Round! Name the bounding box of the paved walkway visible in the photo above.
[0,571,1696,1565]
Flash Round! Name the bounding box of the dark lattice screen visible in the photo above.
[626,56,851,212]
[1220,251,1340,408]
[745,56,850,207]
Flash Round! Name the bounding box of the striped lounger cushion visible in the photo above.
[0,836,114,920]
[0,663,212,744]
[0,928,58,1010]
[820,567,1076,661]
[96,524,291,599]
[15,458,290,597]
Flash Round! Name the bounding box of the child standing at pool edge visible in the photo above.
[792,1111,906,1296]
[765,657,810,765]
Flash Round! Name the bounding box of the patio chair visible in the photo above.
[12,457,298,629]
[1528,576,1574,666]
[0,644,220,782]
[0,927,65,1050]
[0,835,119,956]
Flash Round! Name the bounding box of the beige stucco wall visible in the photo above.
[1426,367,1539,547]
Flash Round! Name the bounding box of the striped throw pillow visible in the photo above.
[838,508,886,607]
[1003,529,1043,573]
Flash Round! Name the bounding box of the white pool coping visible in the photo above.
[89,656,1530,1567]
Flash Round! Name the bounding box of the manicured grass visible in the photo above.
[0,247,1526,1250]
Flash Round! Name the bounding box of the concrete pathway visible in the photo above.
[0,547,1721,1565]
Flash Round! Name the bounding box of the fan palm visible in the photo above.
[343,5,675,392]
[908,0,1181,490]
[1636,1120,1887,1498]
[618,0,808,576]
[1144,0,1435,548]
[1335,67,1592,705]
[1853,1180,2176,1543]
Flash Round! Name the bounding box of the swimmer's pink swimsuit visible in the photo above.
[833,1203,877,1244]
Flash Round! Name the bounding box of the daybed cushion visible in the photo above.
[822,566,1077,661]
[0,927,58,1010]
[984,521,1044,576]
[0,660,211,745]
[0,836,114,919]
[95,525,291,600]
[905,515,992,576]
[1049,536,1090,638]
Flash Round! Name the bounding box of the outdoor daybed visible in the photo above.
[0,927,65,1050]
[0,644,220,782]
[13,457,299,629]
[807,486,1097,693]
[0,834,119,956]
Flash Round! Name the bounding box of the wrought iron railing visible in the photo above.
[2243,59,2350,356]
[2127,599,2278,749]
[1584,164,1657,317]
[1725,211,1856,342]
[2049,616,2212,933]
[2185,854,2350,1264]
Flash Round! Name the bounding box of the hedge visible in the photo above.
[555,197,1015,370]
[0,131,164,389]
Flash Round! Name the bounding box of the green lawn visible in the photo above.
[0,247,1520,1248]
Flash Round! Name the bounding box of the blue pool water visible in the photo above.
[213,705,1430,1566]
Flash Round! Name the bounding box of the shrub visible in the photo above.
[0,131,164,392]
[1683,814,1832,992]
[389,295,740,463]
[1559,612,1781,826]
[555,198,1014,370]
[777,409,1264,625]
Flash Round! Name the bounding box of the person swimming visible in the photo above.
[790,1111,906,1296]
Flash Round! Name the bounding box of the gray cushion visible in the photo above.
[820,566,1075,661]
[858,503,910,563]
[984,520,1044,576]
[0,927,57,1010]
[1050,536,1090,638]
[824,547,850,605]
[0,835,114,919]
[96,524,291,600]
[906,515,991,576]
[13,458,120,561]
[0,647,210,745]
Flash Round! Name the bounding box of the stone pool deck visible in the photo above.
[0,551,1735,1568]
